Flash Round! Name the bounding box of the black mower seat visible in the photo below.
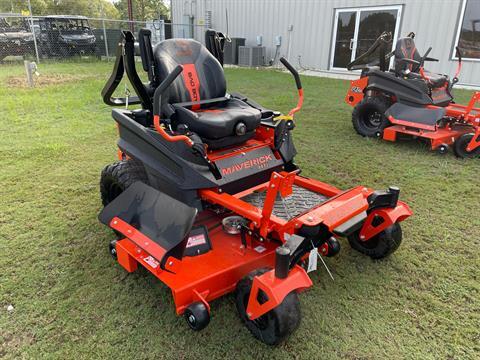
[153,39,261,148]
[386,102,446,127]
[394,37,422,73]
[173,98,261,144]
[394,37,449,89]
[422,71,448,88]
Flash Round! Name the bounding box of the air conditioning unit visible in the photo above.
[224,37,246,64]
[238,46,266,67]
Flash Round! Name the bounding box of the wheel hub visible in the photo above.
[366,112,382,128]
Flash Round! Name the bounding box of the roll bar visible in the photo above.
[279,57,303,116]
[101,32,141,107]
[138,28,157,84]
[101,30,152,109]
[347,31,393,71]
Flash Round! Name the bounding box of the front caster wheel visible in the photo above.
[235,268,301,345]
[348,223,402,259]
[184,302,210,331]
[437,144,449,155]
[453,133,480,158]
[321,236,340,257]
[109,240,117,259]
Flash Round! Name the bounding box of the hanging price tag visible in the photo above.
[307,247,318,273]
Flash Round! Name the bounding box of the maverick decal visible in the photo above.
[215,147,283,181]
[221,154,273,176]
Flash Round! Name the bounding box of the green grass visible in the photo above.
[0,61,479,359]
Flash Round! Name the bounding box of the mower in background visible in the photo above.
[345,32,480,158]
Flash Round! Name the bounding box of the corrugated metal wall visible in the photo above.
[171,0,479,87]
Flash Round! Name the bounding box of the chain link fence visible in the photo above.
[0,14,207,63]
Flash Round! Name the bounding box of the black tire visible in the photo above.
[184,302,210,331]
[352,97,391,137]
[437,144,449,155]
[108,240,118,259]
[453,133,480,159]
[100,159,148,207]
[348,223,402,260]
[235,268,301,345]
[100,160,149,239]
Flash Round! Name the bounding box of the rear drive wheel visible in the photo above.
[235,268,301,345]
[100,159,149,238]
[100,159,148,206]
[352,97,391,137]
[348,223,402,259]
[453,133,480,159]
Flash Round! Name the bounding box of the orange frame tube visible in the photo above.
[153,114,194,147]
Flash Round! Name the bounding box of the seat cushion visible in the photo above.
[424,71,449,88]
[172,98,262,141]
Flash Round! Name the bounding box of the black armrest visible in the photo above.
[173,97,229,109]
[398,58,421,66]
[229,92,248,102]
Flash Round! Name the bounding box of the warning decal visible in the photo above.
[143,255,159,269]
[186,234,207,248]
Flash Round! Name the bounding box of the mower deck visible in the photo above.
[383,125,473,149]
[383,93,480,151]
[115,210,278,315]
[110,172,399,316]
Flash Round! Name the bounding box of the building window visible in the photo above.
[453,0,480,60]
[330,6,402,70]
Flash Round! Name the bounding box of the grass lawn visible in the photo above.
[0,61,479,359]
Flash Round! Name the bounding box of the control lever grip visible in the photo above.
[280,57,302,90]
[279,57,304,116]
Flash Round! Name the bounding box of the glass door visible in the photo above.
[332,11,357,68]
[330,6,402,70]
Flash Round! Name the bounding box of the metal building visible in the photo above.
[171,0,480,88]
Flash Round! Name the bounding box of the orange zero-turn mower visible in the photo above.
[345,32,480,158]
[98,29,412,345]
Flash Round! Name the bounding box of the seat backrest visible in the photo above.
[153,39,227,106]
[394,37,422,73]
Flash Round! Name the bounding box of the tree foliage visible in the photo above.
[0,0,169,20]
[114,0,169,21]
[0,0,118,19]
